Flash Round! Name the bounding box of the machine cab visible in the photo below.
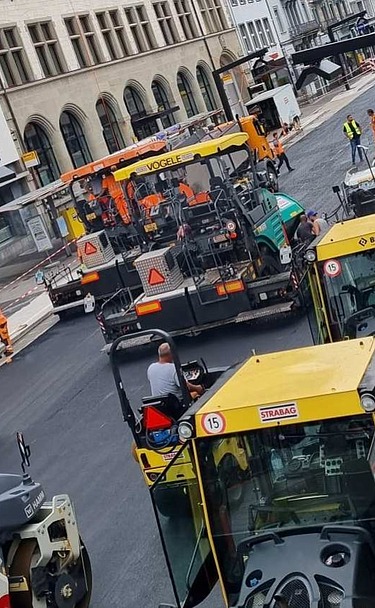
[149,338,375,608]
[301,215,375,344]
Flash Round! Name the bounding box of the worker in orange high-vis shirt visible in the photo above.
[368,109,375,141]
[101,168,131,225]
[272,132,294,174]
[0,309,13,358]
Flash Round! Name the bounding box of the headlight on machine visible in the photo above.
[304,249,317,263]
[360,392,375,412]
[178,421,194,442]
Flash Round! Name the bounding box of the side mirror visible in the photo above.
[332,185,340,194]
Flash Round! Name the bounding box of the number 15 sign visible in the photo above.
[201,412,226,435]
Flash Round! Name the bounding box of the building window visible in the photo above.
[125,6,156,52]
[96,11,130,59]
[174,0,199,39]
[177,71,198,118]
[197,0,228,33]
[153,2,179,45]
[196,65,216,111]
[247,22,260,49]
[0,27,32,86]
[124,85,158,139]
[65,15,103,67]
[273,7,285,32]
[152,80,176,127]
[28,22,66,78]
[60,111,92,168]
[239,23,253,51]
[24,122,60,185]
[255,20,267,47]
[262,18,275,45]
[96,98,125,153]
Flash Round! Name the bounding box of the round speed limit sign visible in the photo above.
[202,412,226,435]
[323,259,342,278]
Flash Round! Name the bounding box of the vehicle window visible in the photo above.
[196,415,375,605]
[319,249,375,339]
[150,442,217,608]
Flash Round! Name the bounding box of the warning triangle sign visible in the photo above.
[144,406,172,430]
[148,268,165,286]
[84,242,97,255]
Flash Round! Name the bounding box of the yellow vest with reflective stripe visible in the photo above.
[344,120,361,139]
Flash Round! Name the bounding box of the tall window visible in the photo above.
[153,2,179,44]
[262,18,275,45]
[96,98,125,153]
[28,22,66,78]
[152,80,175,127]
[177,72,198,118]
[196,65,216,111]
[24,122,60,185]
[0,27,32,86]
[255,20,267,47]
[96,10,130,59]
[247,22,260,49]
[173,0,199,39]
[60,111,92,168]
[197,0,228,33]
[125,6,156,52]
[65,15,103,67]
[124,86,158,139]
[273,7,285,32]
[239,23,253,52]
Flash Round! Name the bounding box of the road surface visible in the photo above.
[2,81,375,608]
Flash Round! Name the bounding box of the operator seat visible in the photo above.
[141,393,185,420]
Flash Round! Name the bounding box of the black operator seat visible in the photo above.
[141,393,185,420]
[0,473,45,531]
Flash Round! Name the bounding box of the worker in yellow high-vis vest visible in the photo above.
[343,114,363,165]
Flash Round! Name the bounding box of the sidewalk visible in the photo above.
[2,69,375,360]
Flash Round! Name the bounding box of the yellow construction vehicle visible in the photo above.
[300,214,375,343]
[111,332,375,608]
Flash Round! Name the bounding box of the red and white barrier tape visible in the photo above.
[0,238,78,295]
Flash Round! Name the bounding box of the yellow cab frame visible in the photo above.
[301,215,375,344]
[111,331,375,608]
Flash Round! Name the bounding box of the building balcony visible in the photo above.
[289,20,320,38]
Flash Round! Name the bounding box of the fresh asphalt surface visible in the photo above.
[2,82,375,608]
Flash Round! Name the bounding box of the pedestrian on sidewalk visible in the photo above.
[307,210,329,236]
[367,109,375,140]
[272,132,294,174]
[343,114,363,165]
[0,309,13,359]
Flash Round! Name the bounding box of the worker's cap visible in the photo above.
[307,210,318,219]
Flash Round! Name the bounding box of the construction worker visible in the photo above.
[272,132,294,174]
[0,309,13,358]
[101,168,131,225]
[368,109,375,141]
[343,114,363,165]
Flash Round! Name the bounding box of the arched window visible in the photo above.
[151,80,175,128]
[60,111,92,168]
[24,122,60,186]
[124,85,158,140]
[196,65,216,112]
[177,72,198,118]
[96,98,125,154]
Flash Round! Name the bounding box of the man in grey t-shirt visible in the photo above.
[147,343,203,398]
